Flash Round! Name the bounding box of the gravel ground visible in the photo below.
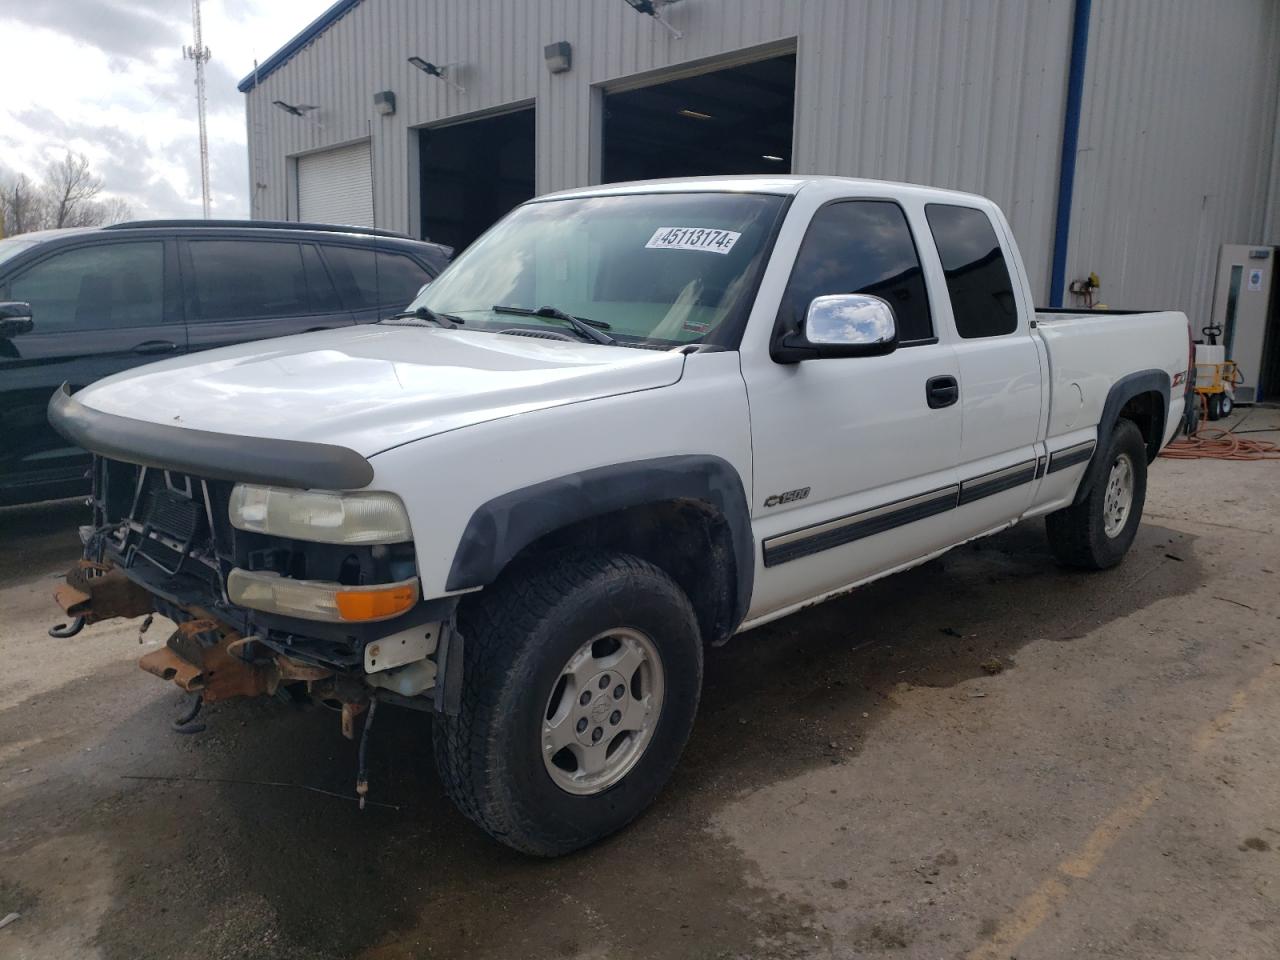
[0,409,1277,960]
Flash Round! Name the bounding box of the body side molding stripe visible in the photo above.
[763,485,959,568]
[765,452,1053,568]
[1048,439,1096,474]
[958,460,1038,505]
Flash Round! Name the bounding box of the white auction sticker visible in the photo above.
[645,226,741,255]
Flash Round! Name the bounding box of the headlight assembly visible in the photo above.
[228,484,412,544]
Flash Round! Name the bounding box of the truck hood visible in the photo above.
[74,325,686,457]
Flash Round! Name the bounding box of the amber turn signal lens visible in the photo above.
[334,581,419,622]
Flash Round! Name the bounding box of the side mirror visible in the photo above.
[771,294,898,363]
[0,302,33,339]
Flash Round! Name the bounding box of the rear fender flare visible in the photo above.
[1073,369,1169,505]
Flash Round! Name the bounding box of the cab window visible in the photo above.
[924,204,1018,338]
[777,200,934,344]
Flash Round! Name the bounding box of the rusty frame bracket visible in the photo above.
[139,614,333,704]
[54,560,153,625]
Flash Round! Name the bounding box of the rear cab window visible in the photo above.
[777,200,935,344]
[924,204,1019,338]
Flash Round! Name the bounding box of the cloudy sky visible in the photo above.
[0,0,334,219]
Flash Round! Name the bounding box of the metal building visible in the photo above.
[240,0,1280,317]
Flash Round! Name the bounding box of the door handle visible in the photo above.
[926,375,959,409]
[133,340,178,356]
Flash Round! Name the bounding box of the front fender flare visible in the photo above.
[445,455,754,629]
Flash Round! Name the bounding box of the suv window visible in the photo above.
[188,240,312,321]
[324,246,432,310]
[924,204,1018,338]
[778,200,934,344]
[300,244,342,313]
[4,242,164,332]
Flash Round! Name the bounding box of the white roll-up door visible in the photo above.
[296,141,374,226]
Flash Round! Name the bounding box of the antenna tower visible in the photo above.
[183,0,212,218]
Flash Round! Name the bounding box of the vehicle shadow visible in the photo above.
[0,498,87,585]
[2,519,1204,960]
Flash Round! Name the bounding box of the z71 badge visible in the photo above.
[763,487,810,508]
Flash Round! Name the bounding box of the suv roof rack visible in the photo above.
[103,219,412,240]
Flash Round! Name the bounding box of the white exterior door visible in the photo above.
[296,141,374,227]
[921,203,1045,537]
[741,196,963,620]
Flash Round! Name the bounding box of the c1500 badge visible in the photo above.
[763,487,810,508]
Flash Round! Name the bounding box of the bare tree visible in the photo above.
[45,152,104,229]
[92,195,135,226]
[0,154,134,236]
[0,173,48,236]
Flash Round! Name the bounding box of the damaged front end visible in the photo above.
[54,453,460,740]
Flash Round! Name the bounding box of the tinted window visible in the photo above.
[5,242,164,332]
[188,240,311,321]
[324,247,431,310]
[301,244,342,313]
[925,204,1018,338]
[778,201,933,343]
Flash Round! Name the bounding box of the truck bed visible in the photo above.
[1034,308,1189,451]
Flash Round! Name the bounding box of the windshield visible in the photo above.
[0,236,43,269]
[408,191,788,348]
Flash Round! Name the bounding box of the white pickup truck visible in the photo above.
[47,176,1191,855]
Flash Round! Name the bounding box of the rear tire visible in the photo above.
[432,550,703,856]
[1045,419,1147,570]
[1219,393,1233,417]
[1206,394,1223,420]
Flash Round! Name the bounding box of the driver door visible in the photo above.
[741,199,962,618]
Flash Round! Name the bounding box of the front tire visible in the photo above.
[1045,418,1147,570]
[432,551,703,856]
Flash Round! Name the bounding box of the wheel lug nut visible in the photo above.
[598,675,610,689]
[613,684,625,699]
[610,710,621,725]
[579,691,591,706]
[576,717,588,733]
[591,726,603,743]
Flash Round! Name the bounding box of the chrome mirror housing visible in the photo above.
[772,294,898,363]
[805,294,896,347]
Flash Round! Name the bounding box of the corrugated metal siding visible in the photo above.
[246,0,1278,310]
[1065,0,1280,318]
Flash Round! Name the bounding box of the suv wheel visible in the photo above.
[1045,418,1148,570]
[432,551,703,856]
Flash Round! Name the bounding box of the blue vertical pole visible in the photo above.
[1049,0,1092,308]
